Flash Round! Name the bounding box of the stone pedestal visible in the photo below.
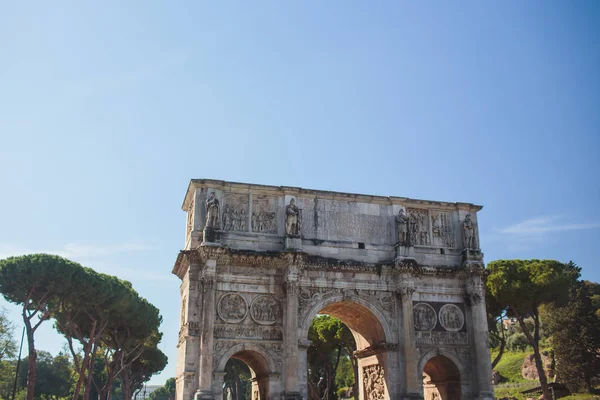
[395,244,416,261]
[202,227,220,244]
[284,236,302,251]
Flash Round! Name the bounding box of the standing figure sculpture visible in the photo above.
[285,198,300,236]
[396,209,410,245]
[205,192,220,229]
[462,214,476,249]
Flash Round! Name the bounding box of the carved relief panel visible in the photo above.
[217,293,248,323]
[413,302,468,347]
[222,193,249,232]
[215,292,283,340]
[413,303,437,331]
[430,211,455,248]
[251,295,280,325]
[407,208,430,246]
[252,195,277,234]
[363,364,386,400]
[439,304,465,332]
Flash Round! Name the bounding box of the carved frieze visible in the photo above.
[213,324,283,340]
[415,331,469,346]
[431,211,455,248]
[252,195,277,234]
[250,295,280,325]
[298,286,341,317]
[363,364,386,400]
[178,321,200,341]
[217,293,248,323]
[413,303,437,331]
[439,304,465,332]
[407,208,429,246]
[222,193,249,232]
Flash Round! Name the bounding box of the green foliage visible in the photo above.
[0,254,92,400]
[506,333,530,352]
[334,356,354,393]
[18,351,74,400]
[487,259,579,400]
[308,315,357,400]
[542,280,600,393]
[0,308,16,362]
[491,349,534,383]
[148,378,175,400]
[0,254,165,400]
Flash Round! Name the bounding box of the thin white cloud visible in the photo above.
[498,215,600,236]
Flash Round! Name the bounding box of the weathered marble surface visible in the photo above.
[174,180,494,400]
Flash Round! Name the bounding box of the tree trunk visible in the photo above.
[491,319,506,369]
[491,336,506,369]
[516,315,551,400]
[23,311,36,400]
[351,357,358,400]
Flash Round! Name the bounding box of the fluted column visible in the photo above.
[196,260,217,400]
[398,286,421,400]
[283,265,301,400]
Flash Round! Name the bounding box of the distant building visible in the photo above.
[133,385,161,400]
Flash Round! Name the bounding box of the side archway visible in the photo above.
[418,350,465,400]
[214,343,279,400]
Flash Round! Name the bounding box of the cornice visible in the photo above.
[172,246,489,281]
[182,179,483,212]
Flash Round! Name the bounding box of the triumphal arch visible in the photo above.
[172,179,494,400]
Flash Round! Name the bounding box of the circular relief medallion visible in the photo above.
[439,304,465,332]
[413,303,437,331]
[250,295,280,325]
[218,293,248,323]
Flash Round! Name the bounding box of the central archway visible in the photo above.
[299,295,396,400]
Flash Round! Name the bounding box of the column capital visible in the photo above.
[396,286,415,300]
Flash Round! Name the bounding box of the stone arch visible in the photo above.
[299,292,394,346]
[215,343,279,400]
[216,342,276,374]
[417,349,467,383]
[299,293,397,400]
[419,350,464,400]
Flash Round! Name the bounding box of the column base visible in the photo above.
[403,393,424,400]
[475,392,495,400]
[281,391,302,400]
[194,390,214,400]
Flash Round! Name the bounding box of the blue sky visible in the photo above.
[1,1,598,386]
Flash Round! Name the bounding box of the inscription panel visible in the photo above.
[415,331,469,346]
[214,324,283,340]
[316,199,393,244]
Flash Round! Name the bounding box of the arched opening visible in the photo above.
[422,355,461,400]
[303,299,391,400]
[217,348,274,400]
